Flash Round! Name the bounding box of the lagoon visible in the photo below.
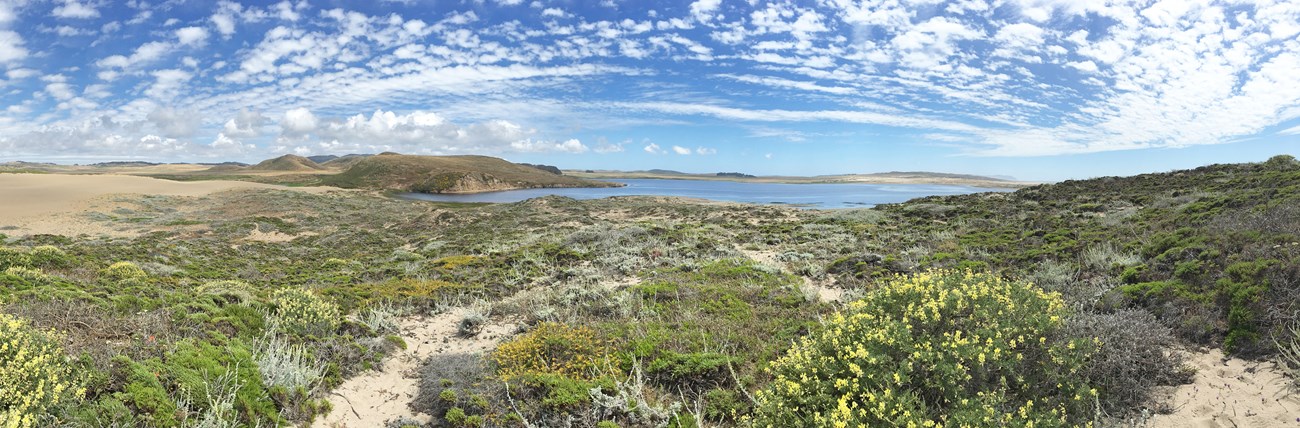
[398,179,1012,209]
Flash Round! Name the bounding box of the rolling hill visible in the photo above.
[321,153,618,193]
[246,154,326,172]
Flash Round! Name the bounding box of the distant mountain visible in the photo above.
[518,163,563,175]
[246,154,325,172]
[320,154,372,169]
[644,169,686,175]
[321,153,617,193]
[306,155,339,164]
[868,171,1010,181]
[90,161,161,167]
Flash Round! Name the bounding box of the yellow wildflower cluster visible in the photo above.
[752,270,1096,427]
[493,322,612,381]
[0,313,84,428]
[99,261,147,282]
[3,267,47,282]
[270,287,342,335]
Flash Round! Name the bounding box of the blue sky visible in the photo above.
[1,0,1298,181]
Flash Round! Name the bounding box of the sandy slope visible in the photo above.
[0,173,334,236]
[313,309,516,428]
[1147,348,1300,428]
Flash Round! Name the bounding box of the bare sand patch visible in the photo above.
[1146,348,1300,428]
[314,309,516,428]
[0,173,336,236]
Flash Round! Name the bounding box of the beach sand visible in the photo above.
[0,173,337,236]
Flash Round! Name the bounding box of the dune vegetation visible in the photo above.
[0,155,1298,427]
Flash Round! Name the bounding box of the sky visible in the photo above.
[1,0,1299,181]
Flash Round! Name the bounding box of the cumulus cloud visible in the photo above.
[671,145,691,155]
[0,31,28,64]
[644,142,665,154]
[272,109,591,155]
[689,0,721,22]
[279,107,318,137]
[223,109,271,138]
[52,0,98,19]
[175,26,209,46]
[147,106,202,138]
[511,138,588,153]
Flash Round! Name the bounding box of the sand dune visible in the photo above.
[0,173,336,236]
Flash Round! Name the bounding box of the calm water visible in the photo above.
[397,179,1010,209]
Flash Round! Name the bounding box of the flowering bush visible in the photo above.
[99,261,147,282]
[270,288,341,336]
[753,270,1096,427]
[27,246,70,269]
[493,323,611,381]
[0,313,84,428]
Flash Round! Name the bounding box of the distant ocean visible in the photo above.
[398,178,1011,209]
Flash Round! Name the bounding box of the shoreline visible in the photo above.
[565,171,1037,189]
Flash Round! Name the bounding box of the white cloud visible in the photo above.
[147,106,202,138]
[272,109,588,155]
[5,68,38,79]
[52,0,98,19]
[625,102,981,133]
[96,41,171,71]
[223,109,271,138]
[671,145,691,155]
[280,107,319,137]
[176,26,210,46]
[511,138,589,153]
[1278,124,1300,136]
[0,31,27,63]
[0,2,15,25]
[644,142,664,154]
[689,0,721,22]
[593,138,626,153]
[695,146,716,155]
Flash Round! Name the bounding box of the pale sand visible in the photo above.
[0,173,336,236]
[1147,348,1300,428]
[314,309,516,428]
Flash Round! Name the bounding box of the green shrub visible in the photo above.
[100,261,147,282]
[493,323,612,381]
[648,351,734,387]
[752,270,1096,427]
[270,288,341,336]
[4,266,47,282]
[196,280,256,305]
[0,247,31,270]
[28,246,70,268]
[1,313,84,427]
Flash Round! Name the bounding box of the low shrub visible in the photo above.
[100,261,147,282]
[0,247,30,270]
[28,245,70,269]
[493,323,612,382]
[196,280,256,305]
[752,270,1096,427]
[270,288,341,336]
[1,313,84,428]
[1066,309,1191,414]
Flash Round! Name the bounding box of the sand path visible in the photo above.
[1147,348,1300,427]
[313,309,516,428]
[0,173,335,236]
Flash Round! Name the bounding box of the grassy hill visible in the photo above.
[321,153,618,193]
[246,154,325,172]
